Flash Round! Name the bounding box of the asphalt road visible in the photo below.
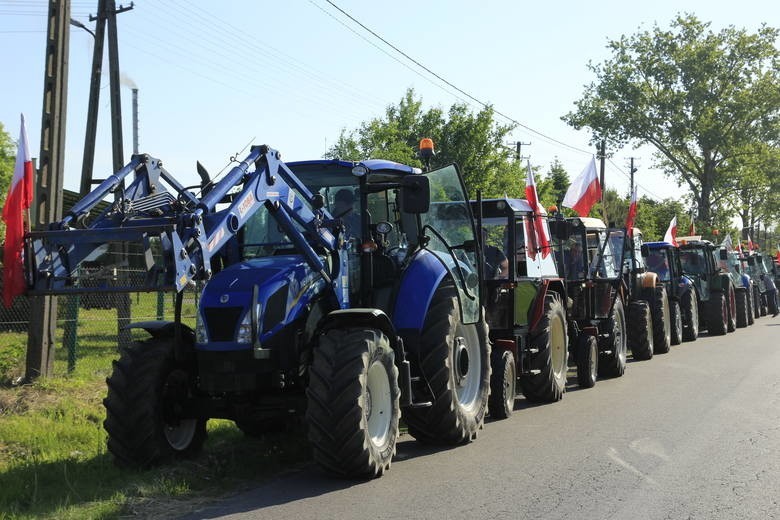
[184,317,780,520]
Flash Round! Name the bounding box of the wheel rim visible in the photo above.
[614,304,626,364]
[453,335,481,410]
[164,419,198,451]
[662,295,671,343]
[550,314,567,379]
[729,288,736,323]
[721,295,728,325]
[691,293,699,334]
[504,360,516,412]
[366,360,392,447]
[675,306,683,339]
[588,339,597,381]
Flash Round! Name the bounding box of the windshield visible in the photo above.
[680,248,708,277]
[241,168,358,260]
[419,164,479,324]
[645,248,672,281]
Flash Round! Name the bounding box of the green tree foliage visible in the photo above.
[326,89,524,198]
[537,158,570,208]
[563,15,780,226]
[722,143,780,232]
[0,121,18,243]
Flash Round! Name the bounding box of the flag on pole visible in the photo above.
[663,216,678,246]
[688,209,696,235]
[2,114,34,308]
[524,161,551,260]
[625,186,638,238]
[747,233,755,251]
[721,235,733,251]
[562,157,601,217]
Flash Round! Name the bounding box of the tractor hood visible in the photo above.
[197,255,328,351]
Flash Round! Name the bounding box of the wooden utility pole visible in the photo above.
[629,157,637,197]
[27,0,70,380]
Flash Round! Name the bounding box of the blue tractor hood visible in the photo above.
[197,255,328,350]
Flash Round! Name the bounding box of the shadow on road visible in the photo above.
[181,436,465,519]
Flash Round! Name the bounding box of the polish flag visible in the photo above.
[721,235,733,251]
[747,234,756,251]
[2,114,34,308]
[688,211,696,235]
[524,161,551,260]
[663,216,678,247]
[562,157,601,217]
[625,187,638,238]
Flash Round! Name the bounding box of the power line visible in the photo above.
[318,0,594,157]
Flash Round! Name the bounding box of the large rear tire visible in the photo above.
[682,290,699,342]
[404,281,490,444]
[735,289,749,328]
[649,285,671,354]
[706,291,728,336]
[104,339,207,468]
[518,294,568,403]
[599,297,627,378]
[488,349,515,420]
[306,328,400,478]
[669,300,683,345]
[576,334,598,388]
[752,284,762,320]
[627,300,653,361]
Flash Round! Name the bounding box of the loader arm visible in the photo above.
[25,145,348,307]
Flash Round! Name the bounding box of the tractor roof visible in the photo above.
[476,197,546,215]
[644,241,677,249]
[568,216,606,230]
[678,236,714,247]
[286,159,422,176]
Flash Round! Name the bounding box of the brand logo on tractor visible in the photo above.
[237,192,256,218]
[220,294,229,303]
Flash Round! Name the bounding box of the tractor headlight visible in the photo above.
[195,310,208,343]
[236,304,261,344]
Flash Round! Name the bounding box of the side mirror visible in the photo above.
[400,175,430,214]
[719,249,728,260]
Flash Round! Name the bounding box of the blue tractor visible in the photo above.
[716,245,754,327]
[24,142,491,478]
[643,241,699,342]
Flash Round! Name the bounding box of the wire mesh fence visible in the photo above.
[0,266,200,383]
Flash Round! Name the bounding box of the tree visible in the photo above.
[563,15,780,225]
[537,158,570,208]
[326,89,523,198]
[0,121,18,244]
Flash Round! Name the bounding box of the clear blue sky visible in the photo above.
[1,0,777,204]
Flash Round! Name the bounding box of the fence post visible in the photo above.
[63,295,79,373]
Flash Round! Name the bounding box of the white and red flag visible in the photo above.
[663,216,678,247]
[625,187,638,238]
[524,161,551,260]
[2,114,33,308]
[562,157,601,217]
[747,233,755,251]
[721,235,733,251]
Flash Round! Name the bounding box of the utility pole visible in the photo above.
[27,0,70,380]
[505,141,531,161]
[628,157,637,196]
[598,140,606,222]
[79,0,133,195]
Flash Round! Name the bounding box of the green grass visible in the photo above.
[0,296,311,519]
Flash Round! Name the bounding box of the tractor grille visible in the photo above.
[204,307,243,341]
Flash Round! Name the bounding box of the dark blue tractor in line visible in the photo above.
[642,241,699,342]
[24,143,491,478]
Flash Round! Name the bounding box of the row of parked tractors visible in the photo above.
[25,143,780,478]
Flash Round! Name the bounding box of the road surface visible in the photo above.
[184,318,780,520]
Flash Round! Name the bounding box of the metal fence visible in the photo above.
[0,267,199,383]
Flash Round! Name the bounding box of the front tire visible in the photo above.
[404,281,490,444]
[669,300,683,345]
[735,289,749,328]
[488,349,515,420]
[576,334,598,388]
[682,290,699,342]
[518,294,568,402]
[649,285,671,354]
[726,284,737,332]
[706,291,728,336]
[104,339,207,468]
[307,328,400,478]
[599,297,627,378]
[627,300,653,361]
